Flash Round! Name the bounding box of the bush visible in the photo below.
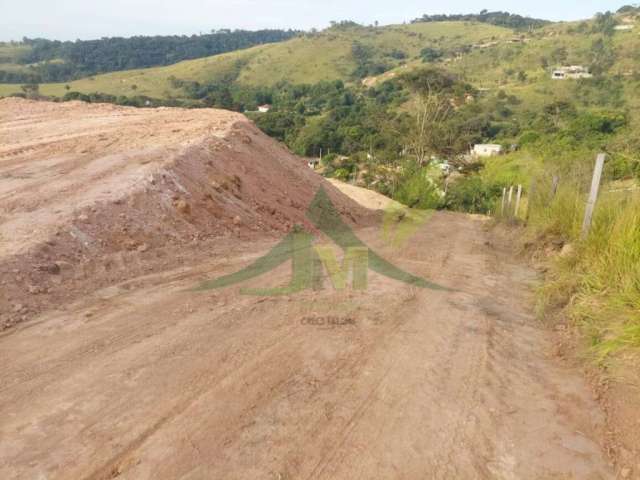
[443,175,503,214]
[420,47,443,63]
[392,162,443,209]
[519,131,541,145]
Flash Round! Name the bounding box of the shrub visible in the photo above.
[392,162,443,209]
[443,175,503,214]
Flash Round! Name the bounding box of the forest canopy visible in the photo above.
[1,30,300,83]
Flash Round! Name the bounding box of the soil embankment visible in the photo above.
[0,99,373,329]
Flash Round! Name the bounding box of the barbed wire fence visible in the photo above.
[496,153,639,239]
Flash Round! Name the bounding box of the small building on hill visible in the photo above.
[472,144,503,157]
[551,66,593,80]
[614,24,635,31]
[257,104,272,113]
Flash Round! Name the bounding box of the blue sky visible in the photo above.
[0,0,629,41]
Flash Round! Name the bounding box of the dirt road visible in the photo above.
[0,212,613,479]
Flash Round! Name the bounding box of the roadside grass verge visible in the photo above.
[528,177,640,362]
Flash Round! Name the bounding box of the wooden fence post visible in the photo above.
[507,186,514,217]
[526,180,536,224]
[581,153,606,239]
[514,184,523,218]
[551,175,560,198]
[501,187,507,216]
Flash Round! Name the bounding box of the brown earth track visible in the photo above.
[0,100,616,479]
[0,213,615,479]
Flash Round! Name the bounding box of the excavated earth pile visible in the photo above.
[0,99,374,329]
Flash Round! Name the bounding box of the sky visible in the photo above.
[0,0,630,41]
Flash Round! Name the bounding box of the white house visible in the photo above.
[435,160,452,175]
[473,144,503,157]
[551,66,593,80]
[614,24,635,31]
[257,104,272,113]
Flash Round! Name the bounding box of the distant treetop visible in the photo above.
[328,21,364,30]
[617,4,640,14]
[411,11,551,30]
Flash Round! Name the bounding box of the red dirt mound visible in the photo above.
[0,99,375,329]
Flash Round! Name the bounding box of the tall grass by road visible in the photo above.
[522,166,640,362]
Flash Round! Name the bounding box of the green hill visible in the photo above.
[0,22,513,98]
[0,30,300,84]
[3,13,640,106]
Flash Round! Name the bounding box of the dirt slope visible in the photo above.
[0,99,374,330]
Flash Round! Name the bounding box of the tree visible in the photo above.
[592,11,617,36]
[551,46,568,65]
[411,11,550,30]
[20,83,40,97]
[589,37,616,75]
[618,5,640,14]
[517,71,528,83]
[539,56,549,70]
[399,67,457,96]
[398,67,475,165]
[420,47,444,63]
[543,100,576,128]
[405,92,453,166]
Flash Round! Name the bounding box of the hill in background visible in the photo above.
[0,21,513,98]
[0,29,300,83]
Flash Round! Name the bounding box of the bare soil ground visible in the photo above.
[0,99,374,330]
[326,178,401,211]
[0,100,619,479]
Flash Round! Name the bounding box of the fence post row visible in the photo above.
[498,153,605,231]
[500,184,523,219]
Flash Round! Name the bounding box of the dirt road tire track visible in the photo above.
[0,212,614,479]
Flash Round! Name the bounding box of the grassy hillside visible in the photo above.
[0,22,512,98]
[0,31,301,84]
[4,16,639,107]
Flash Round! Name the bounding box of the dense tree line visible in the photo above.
[411,10,550,30]
[158,66,520,164]
[1,30,299,83]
